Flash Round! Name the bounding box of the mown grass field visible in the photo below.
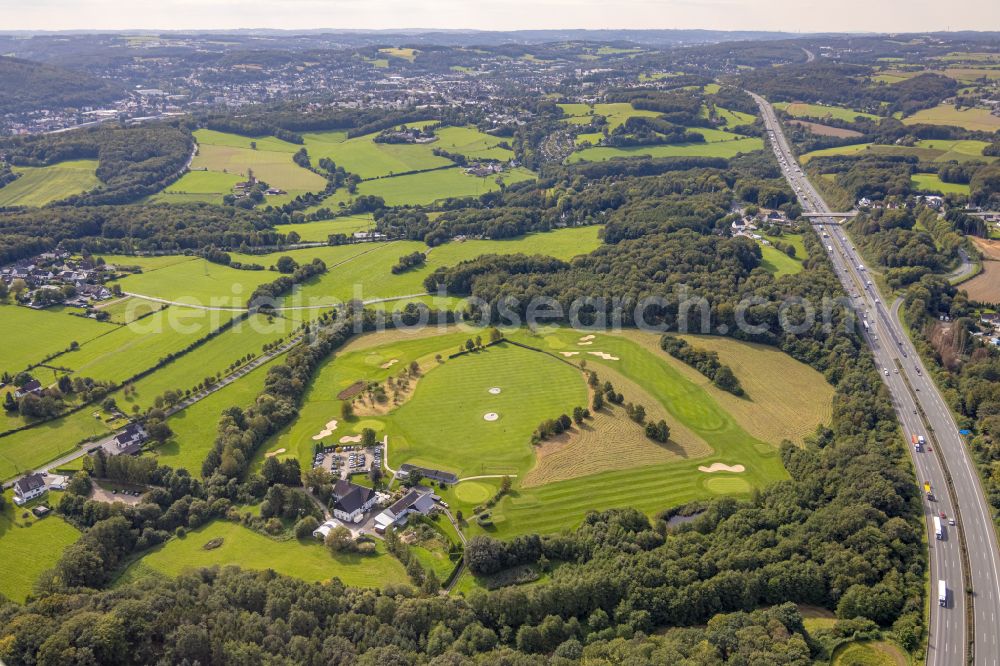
[911,173,971,195]
[153,353,284,474]
[380,47,418,61]
[260,325,831,538]
[60,307,238,384]
[470,328,820,536]
[760,243,805,276]
[903,104,1000,132]
[94,296,166,324]
[800,140,994,164]
[388,343,588,477]
[275,214,375,240]
[0,489,80,602]
[158,170,242,197]
[153,129,327,206]
[0,304,113,374]
[712,106,756,128]
[111,255,278,305]
[0,409,112,481]
[558,102,660,131]
[117,519,409,588]
[667,333,834,446]
[431,126,515,161]
[122,313,303,411]
[303,127,450,180]
[831,640,909,666]
[774,102,879,122]
[0,159,101,207]
[567,136,763,163]
[330,166,536,207]
[286,226,603,306]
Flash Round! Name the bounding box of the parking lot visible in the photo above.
[313,444,384,480]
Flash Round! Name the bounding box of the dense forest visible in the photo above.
[1,124,194,205]
[0,56,123,115]
[739,62,955,116]
[0,205,288,265]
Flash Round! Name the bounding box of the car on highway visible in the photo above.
[884,368,890,376]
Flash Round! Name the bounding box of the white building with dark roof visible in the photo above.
[373,489,437,533]
[13,473,47,505]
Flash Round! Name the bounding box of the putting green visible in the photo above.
[455,481,492,504]
[704,477,752,494]
[354,419,385,432]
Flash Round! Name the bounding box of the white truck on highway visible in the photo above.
[934,515,943,540]
[938,580,947,607]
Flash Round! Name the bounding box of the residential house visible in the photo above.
[14,379,42,399]
[373,489,437,533]
[13,473,47,505]
[111,422,148,456]
[981,313,1000,331]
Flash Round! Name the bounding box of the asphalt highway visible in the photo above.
[751,92,1000,666]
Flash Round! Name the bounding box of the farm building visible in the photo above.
[13,473,47,505]
[396,464,458,485]
[373,489,436,533]
[311,519,345,540]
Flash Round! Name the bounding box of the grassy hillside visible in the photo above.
[0,160,101,207]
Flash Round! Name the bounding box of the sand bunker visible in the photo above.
[381,359,400,369]
[311,419,339,440]
[339,434,363,444]
[577,341,594,346]
[488,387,502,394]
[483,412,500,422]
[588,351,620,361]
[560,351,581,357]
[265,448,287,458]
[579,334,596,342]
[698,463,746,473]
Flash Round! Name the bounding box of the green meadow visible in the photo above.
[156,170,243,202]
[121,313,305,411]
[118,520,409,589]
[0,489,80,602]
[558,102,660,131]
[774,102,879,123]
[475,328,790,536]
[256,324,833,539]
[0,159,101,207]
[903,104,1000,132]
[286,226,604,306]
[154,129,328,206]
[329,166,536,207]
[390,343,588,477]
[304,126,450,180]
[59,307,238,384]
[567,136,763,163]
[0,304,113,374]
[275,214,376,240]
[801,140,994,164]
[429,126,515,161]
[911,173,971,195]
[152,352,285,474]
[0,408,113,481]
[760,238,806,277]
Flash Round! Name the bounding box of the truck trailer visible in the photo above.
[938,580,947,607]
[934,515,943,540]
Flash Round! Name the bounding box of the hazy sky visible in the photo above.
[1,0,998,33]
